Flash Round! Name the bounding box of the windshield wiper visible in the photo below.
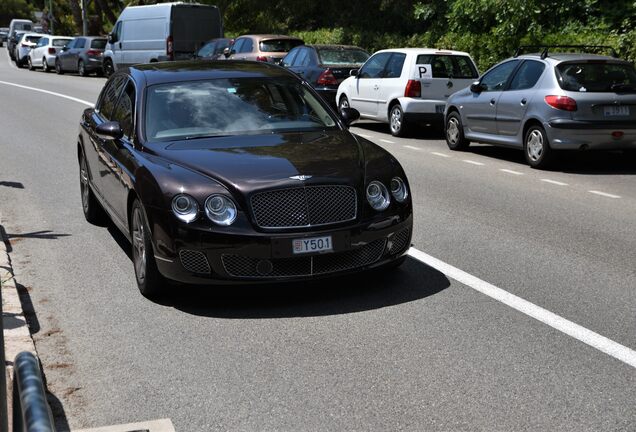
[184,134,231,140]
[610,83,636,93]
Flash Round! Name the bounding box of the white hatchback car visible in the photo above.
[27,36,73,72]
[336,48,479,136]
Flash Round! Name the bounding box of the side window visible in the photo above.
[452,56,479,79]
[231,38,245,53]
[358,52,392,78]
[66,39,76,49]
[508,60,546,91]
[113,22,122,43]
[480,60,519,91]
[36,38,48,47]
[112,80,136,139]
[384,53,406,78]
[240,38,253,53]
[97,75,127,120]
[76,38,86,49]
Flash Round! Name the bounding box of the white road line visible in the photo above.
[404,145,421,151]
[589,190,621,199]
[462,159,484,166]
[355,133,372,139]
[0,80,94,106]
[408,248,636,369]
[541,179,569,186]
[431,152,451,158]
[499,168,523,175]
[380,139,395,144]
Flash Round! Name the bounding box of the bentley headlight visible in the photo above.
[366,181,390,211]
[390,177,408,203]
[171,194,199,223]
[205,195,237,226]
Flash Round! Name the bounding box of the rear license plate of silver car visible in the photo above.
[604,106,630,116]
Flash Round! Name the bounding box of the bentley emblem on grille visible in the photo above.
[289,175,312,181]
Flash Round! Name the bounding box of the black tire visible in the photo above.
[79,151,106,224]
[445,111,470,150]
[524,125,554,169]
[42,58,50,72]
[389,103,408,137]
[27,57,34,70]
[130,199,165,298]
[103,59,114,77]
[78,59,87,77]
[338,95,350,112]
[55,59,64,74]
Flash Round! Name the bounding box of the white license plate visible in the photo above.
[292,235,333,254]
[604,106,630,116]
[435,104,445,114]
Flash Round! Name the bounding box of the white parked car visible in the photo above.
[14,33,45,68]
[27,36,73,72]
[336,48,479,136]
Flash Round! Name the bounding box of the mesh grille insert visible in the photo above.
[388,228,411,255]
[221,238,386,279]
[179,250,211,274]
[250,186,357,228]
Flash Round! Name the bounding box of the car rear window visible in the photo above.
[145,78,337,141]
[317,48,369,66]
[52,39,71,47]
[556,62,636,92]
[259,39,303,53]
[415,54,478,79]
[91,39,107,49]
[25,36,41,44]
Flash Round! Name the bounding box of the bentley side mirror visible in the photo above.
[96,121,123,140]
[340,107,360,127]
[470,81,483,93]
[350,69,359,77]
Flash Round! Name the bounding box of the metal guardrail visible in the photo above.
[12,352,56,432]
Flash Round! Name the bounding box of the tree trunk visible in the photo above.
[68,0,83,35]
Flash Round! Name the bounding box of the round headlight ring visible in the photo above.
[366,181,390,211]
[390,177,408,203]
[171,193,199,223]
[205,195,237,226]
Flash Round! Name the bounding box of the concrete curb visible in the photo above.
[1,216,39,429]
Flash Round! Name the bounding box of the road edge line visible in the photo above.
[0,80,94,107]
[408,247,636,369]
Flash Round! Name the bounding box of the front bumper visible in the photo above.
[152,213,413,285]
[546,119,636,150]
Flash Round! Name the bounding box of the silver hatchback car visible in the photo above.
[444,46,636,168]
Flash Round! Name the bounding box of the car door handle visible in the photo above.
[520,98,527,105]
[490,98,496,105]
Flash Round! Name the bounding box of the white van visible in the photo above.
[103,2,222,76]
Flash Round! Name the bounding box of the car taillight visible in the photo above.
[86,49,102,57]
[48,47,56,55]
[404,79,421,98]
[166,35,173,61]
[316,69,338,86]
[545,95,577,111]
[255,55,268,62]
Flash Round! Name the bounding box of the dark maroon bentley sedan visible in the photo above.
[78,61,412,297]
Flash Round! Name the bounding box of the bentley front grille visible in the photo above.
[250,185,357,229]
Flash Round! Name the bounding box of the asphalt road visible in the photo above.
[0,48,634,431]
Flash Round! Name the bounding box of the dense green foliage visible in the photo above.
[3,0,634,70]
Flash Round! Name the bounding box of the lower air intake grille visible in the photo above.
[221,238,386,279]
[388,228,411,255]
[179,250,211,274]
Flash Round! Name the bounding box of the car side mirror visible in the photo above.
[109,32,117,44]
[96,121,123,140]
[470,81,483,93]
[340,107,360,127]
[350,69,359,77]
[223,47,233,58]
[61,46,68,52]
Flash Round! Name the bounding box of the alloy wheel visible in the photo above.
[526,130,544,162]
[390,106,402,135]
[80,156,90,213]
[447,117,460,145]
[132,207,147,284]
